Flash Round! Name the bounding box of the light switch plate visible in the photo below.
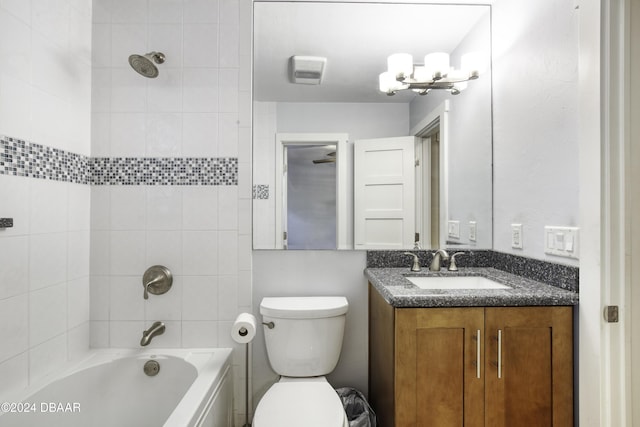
[448,221,460,239]
[511,224,523,249]
[544,226,579,259]
[469,221,477,242]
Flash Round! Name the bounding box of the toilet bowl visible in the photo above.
[253,296,349,427]
[253,377,348,427]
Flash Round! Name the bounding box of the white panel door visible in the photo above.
[354,136,416,249]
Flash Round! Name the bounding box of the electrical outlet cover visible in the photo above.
[511,224,523,249]
[448,221,460,239]
[469,221,477,242]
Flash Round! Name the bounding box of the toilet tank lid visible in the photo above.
[260,296,348,319]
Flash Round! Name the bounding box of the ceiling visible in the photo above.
[253,2,489,103]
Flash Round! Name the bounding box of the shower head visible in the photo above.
[128,51,166,78]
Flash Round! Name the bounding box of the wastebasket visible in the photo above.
[336,387,377,427]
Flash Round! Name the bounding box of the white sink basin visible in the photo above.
[405,275,511,290]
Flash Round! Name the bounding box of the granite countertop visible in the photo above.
[365,267,579,308]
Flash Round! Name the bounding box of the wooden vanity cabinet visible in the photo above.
[368,285,573,427]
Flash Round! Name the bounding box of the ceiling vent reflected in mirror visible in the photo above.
[289,56,327,85]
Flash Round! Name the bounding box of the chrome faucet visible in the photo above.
[448,252,466,271]
[429,249,450,271]
[140,321,165,346]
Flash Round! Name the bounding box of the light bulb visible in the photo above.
[447,69,468,81]
[379,71,395,93]
[413,66,431,82]
[424,52,450,79]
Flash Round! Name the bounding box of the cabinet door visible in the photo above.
[396,308,485,427]
[484,307,573,427]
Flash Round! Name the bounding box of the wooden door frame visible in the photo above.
[580,0,635,425]
[629,1,640,424]
[410,100,450,249]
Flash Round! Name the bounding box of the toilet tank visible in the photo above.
[260,296,349,377]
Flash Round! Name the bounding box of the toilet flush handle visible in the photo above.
[262,321,275,329]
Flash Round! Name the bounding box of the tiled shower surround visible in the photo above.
[0,136,238,185]
[0,0,252,425]
[88,1,252,426]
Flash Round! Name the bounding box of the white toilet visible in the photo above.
[253,296,350,427]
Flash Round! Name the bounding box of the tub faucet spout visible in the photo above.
[140,321,165,346]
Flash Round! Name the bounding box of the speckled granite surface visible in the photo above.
[367,250,579,292]
[365,267,579,308]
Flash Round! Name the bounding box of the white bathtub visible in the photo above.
[0,348,233,427]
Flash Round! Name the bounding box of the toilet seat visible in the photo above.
[253,377,348,427]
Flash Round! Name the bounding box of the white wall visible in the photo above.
[0,0,92,398]
[252,250,368,402]
[491,0,580,266]
[89,0,252,425]
[252,101,278,248]
[275,102,409,139]
[409,7,492,249]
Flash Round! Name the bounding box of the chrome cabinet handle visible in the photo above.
[497,329,502,379]
[476,329,481,379]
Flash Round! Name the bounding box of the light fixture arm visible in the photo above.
[390,70,478,96]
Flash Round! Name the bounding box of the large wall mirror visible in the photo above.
[252,1,493,251]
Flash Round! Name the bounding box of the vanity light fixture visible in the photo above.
[379,52,481,96]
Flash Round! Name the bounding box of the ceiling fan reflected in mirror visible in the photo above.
[312,151,336,164]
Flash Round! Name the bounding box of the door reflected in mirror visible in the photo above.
[252,1,492,250]
[285,145,335,249]
[264,133,348,250]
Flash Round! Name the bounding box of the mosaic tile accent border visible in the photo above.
[1,136,90,184]
[0,136,238,186]
[91,157,238,186]
[252,184,269,199]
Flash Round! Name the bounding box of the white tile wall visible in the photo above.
[93,0,234,160]
[29,283,68,346]
[0,177,92,397]
[0,0,92,399]
[29,334,68,384]
[0,294,29,363]
[0,0,250,424]
[0,236,29,300]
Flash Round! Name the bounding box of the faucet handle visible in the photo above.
[448,252,466,271]
[142,265,173,300]
[403,252,422,272]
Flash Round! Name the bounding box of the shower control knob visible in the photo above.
[142,265,173,299]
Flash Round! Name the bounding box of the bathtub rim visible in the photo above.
[0,347,233,427]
